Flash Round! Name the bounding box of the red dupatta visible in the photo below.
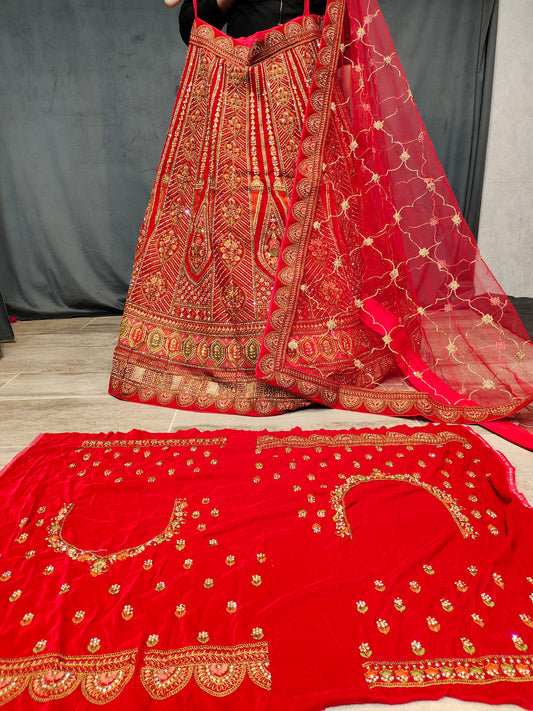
[257,0,533,448]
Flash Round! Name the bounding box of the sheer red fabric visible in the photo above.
[257,0,533,447]
[0,425,532,709]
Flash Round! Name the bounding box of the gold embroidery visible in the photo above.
[87,639,101,654]
[363,655,533,687]
[46,499,187,576]
[82,437,227,449]
[110,15,321,415]
[330,470,478,540]
[0,651,136,705]
[256,430,469,451]
[140,643,270,699]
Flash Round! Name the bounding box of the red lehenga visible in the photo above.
[110,0,533,447]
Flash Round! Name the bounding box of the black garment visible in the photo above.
[179,0,327,45]
[0,293,14,343]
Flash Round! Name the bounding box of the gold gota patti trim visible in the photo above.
[141,643,271,699]
[255,430,470,451]
[0,651,137,706]
[363,655,533,688]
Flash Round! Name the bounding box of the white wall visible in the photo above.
[477,0,533,297]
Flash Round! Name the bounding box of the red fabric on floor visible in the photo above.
[0,425,532,709]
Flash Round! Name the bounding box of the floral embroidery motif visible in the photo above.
[331,470,477,540]
[363,655,533,687]
[46,499,187,576]
[140,643,271,699]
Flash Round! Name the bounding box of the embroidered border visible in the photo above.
[46,499,187,576]
[81,437,227,449]
[0,645,271,705]
[0,651,136,706]
[331,471,478,539]
[255,430,470,451]
[193,17,323,67]
[363,655,533,687]
[140,643,271,698]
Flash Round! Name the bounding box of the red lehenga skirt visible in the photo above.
[110,0,533,447]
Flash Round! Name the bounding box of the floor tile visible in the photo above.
[0,372,111,398]
[7,332,116,349]
[81,315,122,333]
[0,396,176,447]
[0,373,19,388]
[11,317,94,335]
[0,447,27,469]
[0,341,115,375]
[169,406,427,433]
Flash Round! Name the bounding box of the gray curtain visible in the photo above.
[0,0,497,319]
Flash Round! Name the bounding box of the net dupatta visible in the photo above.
[256,0,533,448]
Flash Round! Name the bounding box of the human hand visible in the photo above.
[164,0,183,7]
[217,0,237,13]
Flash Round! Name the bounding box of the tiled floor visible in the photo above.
[0,315,530,711]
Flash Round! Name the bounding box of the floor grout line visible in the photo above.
[0,394,114,401]
[0,373,21,390]
[168,411,178,433]
[81,318,98,329]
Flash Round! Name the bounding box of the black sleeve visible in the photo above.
[179,0,227,45]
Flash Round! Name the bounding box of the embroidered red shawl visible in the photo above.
[109,0,533,448]
[1,425,532,709]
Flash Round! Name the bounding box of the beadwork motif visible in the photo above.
[363,655,533,688]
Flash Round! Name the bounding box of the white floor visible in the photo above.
[0,315,530,711]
